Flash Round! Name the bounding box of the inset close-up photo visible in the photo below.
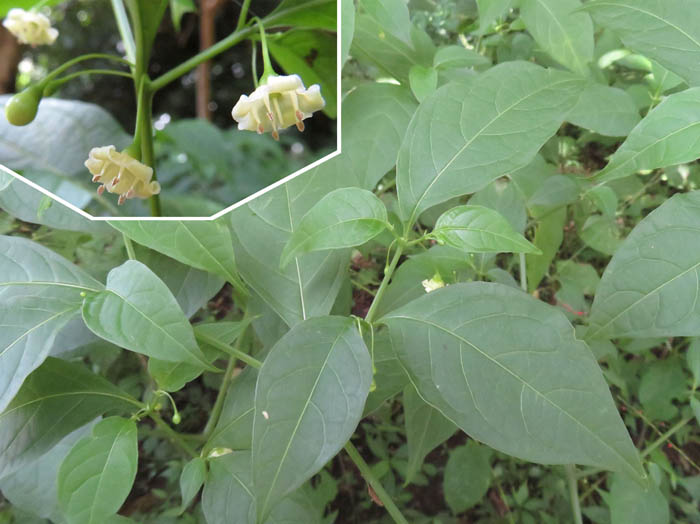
[0,0,338,217]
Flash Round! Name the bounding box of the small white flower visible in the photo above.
[3,8,58,46]
[262,410,270,420]
[422,274,446,293]
[231,74,325,141]
[207,447,233,458]
[85,145,161,205]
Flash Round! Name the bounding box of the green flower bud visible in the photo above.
[4,85,42,126]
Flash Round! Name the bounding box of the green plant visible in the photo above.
[1,0,700,523]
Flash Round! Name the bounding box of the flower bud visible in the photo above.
[4,85,42,126]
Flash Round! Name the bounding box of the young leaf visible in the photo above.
[584,0,700,86]
[170,0,195,31]
[526,207,566,292]
[0,236,104,413]
[125,0,168,62]
[180,457,207,511]
[396,61,584,226]
[433,205,541,254]
[443,442,492,513]
[403,384,456,485]
[363,330,409,416]
[57,417,138,524]
[588,191,700,339]
[110,220,246,296]
[0,358,138,479]
[433,45,490,70]
[568,83,641,137]
[280,188,388,268]
[381,282,645,480]
[520,0,594,76]
[593,88,700,183]
[81,260,215,370]
[252,316,372,522]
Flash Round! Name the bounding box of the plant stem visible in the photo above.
[43,53,132,83]
[201,326,251,440]
[344,442,409,524]
[640,416,693,459]
[139,83,162,217]
[565,464,583,524]
[364,245,404,324]
[122,233,136,260]
[48,69,133,89]
[195,331,262,369]
[110,0,136,62]
[235,0,253,31]
[149,413,198,458]
[519,253,527,292]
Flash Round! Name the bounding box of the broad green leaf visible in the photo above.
[583,0,700,86]
[0,235,103,413]
[443,442,492,513]
[381,283,644,479]
[433,205,540,254]
[125,0,168,62]
[110,220,246,295]
[527,174,580,208]
[281,188,387,267]
[580,215,622,255]
[252,316,372,521]
[588,185,618,217]
[0,97,130,176]
[0,170,108,234]
[268,30,337,119]
[207,367,257,452]
[81,260,215,370]
[0,358,138,479]
[229,171,349,327]
[608,473,669,524]
[520,0,594,75]
[180,457,207,510]
[396,61,584,226]
[476,0,513,32]
[433,45,491,70]
[358,0,411,43]
[594,88,700,183]
[526,207,566,292]
[409,65,438,102]
[340,0,354,65]
[403,384,456,485]
[469,177,528,233]
[0,424,93,522]
[638,358,686,421]
[568,84,641,137]
[588,191,700,339]
[266,0,336,30]
[688,338,700,387]
[57,417,138,524]
[341,82,418,190]
[351,13,421,84]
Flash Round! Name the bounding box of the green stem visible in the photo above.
[252,17,275,79]
[149,413,198,458]
[519,253,527,292]
[201,326,251,440]
[139,82,161,217]
[195,331,262,370]
[365,245,404,324]
[48,69,133,89]
[235,0,253,31]
[344,442,409,524]
[640,416,692,459]
[122,233,136,260]
[565,464,583,524]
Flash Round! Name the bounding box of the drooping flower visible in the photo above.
[231,74,325,141]
[422,273,446,293]
[3,8,58,46]
[85,146,160,205]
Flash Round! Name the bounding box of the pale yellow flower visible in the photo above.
[422,274,446,293]
[85,146,160,205]
[3,8,58,46]
[231,74,325,140]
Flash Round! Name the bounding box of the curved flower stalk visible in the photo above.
[231,74,325,140]
[3,8,58,46]
[85,146,161,205]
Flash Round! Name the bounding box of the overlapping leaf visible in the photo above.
[381,283,644,479]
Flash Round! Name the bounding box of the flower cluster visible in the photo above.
[422,274,446,293]
[85,146,161,205]
[231,74,325,141]
[3,8,58,46]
